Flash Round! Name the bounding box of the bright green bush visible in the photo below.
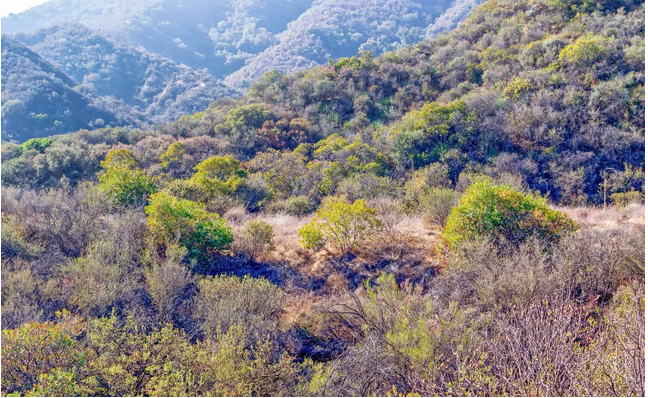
[442,178,577,249]
[297,222,325,251]
[190,155,246,195]
[502,77,532,100]
[145,192,233,261]
[99,149,157,206]
[558,35,608,67]
[298,198,382,253]
[21,137,53,153]
[159,142,185,170]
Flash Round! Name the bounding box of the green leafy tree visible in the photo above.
[222,104,270,154]
[390,101,474,168]
[442,178,578,250]
[21,137,53,153]
[145,192,233,261]
[159,142,185,170]
[190,155,246,195]
[99,149,157,206]
[298,198,382,253]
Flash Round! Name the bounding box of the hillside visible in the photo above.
[12,24,237,123]
[1,35,146,142]
[224,0,485,87]
[3,0,644,201]
[2,0,484,83]
[0,0,645,397]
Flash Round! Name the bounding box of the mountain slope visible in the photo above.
[225,0,484,87]
[1,0,316,80]
[12,24,237,123]
[2,0,485,85]
[1,35,146,142]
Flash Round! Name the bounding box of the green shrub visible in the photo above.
[159,142,185,170]
[145,192,233,261]
[283,196,313,216]
[611,190,644,208]
[195,275,285,342]
[99,149,157,206]
[558,35,608,67]
[21,137,53,153]
[190,155,246,195]
[162,178,210,203]
[298,198,382,253]
[239,220,275,261]
[442,178,577,249]
[297,222,326,251]
[502,77,532,100]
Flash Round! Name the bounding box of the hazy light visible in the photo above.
[2,0,50,18]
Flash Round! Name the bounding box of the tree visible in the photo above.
[298,198,382,253]
[159,142,185,172]
[145,192,233,261]
[21,137,53,153]
[190,155,246,195]
[99,149,157,206]
[223,104,270,154]
[442,177,578,250]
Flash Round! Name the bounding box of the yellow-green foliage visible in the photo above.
[99,149,157,206]
[21,137,53,153]
[159,142,185,170]
[442,178,578,249]
[611,190,644,207]
[298,198,381,253]
[502,77,532,100]
[145,192,233,261]
[559,35,608,67]
[332,56,364,72]
[396,101,469,137]
[1,310,85,395]
[190,155,246,195]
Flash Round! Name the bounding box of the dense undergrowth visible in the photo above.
[1,0,645,396]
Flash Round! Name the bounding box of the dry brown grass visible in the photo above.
[223,206,251,226]
[559,204,645,230]
[256,213,310,254]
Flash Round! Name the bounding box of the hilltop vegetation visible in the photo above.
[1,0,645,396]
